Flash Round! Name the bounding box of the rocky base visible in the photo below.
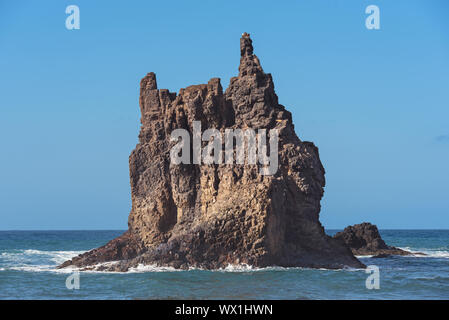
[58,231,145,269]
[61,235,364,272]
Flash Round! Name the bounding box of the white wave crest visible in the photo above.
[215,264,364,273]
[398,247,449,258]
[128,263,181,273]
[3,246,447,274]
[0,249,86,273]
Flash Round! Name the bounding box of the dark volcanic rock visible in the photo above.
[333,223,413,257]
[59,33,365,271]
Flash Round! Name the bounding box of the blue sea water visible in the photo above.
[0,230,448,299]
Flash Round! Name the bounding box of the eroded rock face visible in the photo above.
[333,223,412,257]
[59,33,364,271]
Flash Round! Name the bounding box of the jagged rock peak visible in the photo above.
[239,32,264,77]
[240,32,253,56]
[141,72,157,90]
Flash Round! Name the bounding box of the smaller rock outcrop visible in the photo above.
[333,223,413,257]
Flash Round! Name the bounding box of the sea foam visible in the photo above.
[398,247,449,258]
[2,246,448,274]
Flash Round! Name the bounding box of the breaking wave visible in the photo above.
[1,246,448,274]
[0,249,85,273]
[397,247,449,258]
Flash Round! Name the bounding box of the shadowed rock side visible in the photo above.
[59,33,364,271]
[333,223,415,257]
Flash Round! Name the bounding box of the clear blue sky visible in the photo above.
[1,0,448,229]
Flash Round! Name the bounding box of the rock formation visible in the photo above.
[333,223,413,257]
[59,33,364,271]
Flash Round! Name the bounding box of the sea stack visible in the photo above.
[59,33,364,271]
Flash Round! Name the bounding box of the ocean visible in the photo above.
[0,230,448,299]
